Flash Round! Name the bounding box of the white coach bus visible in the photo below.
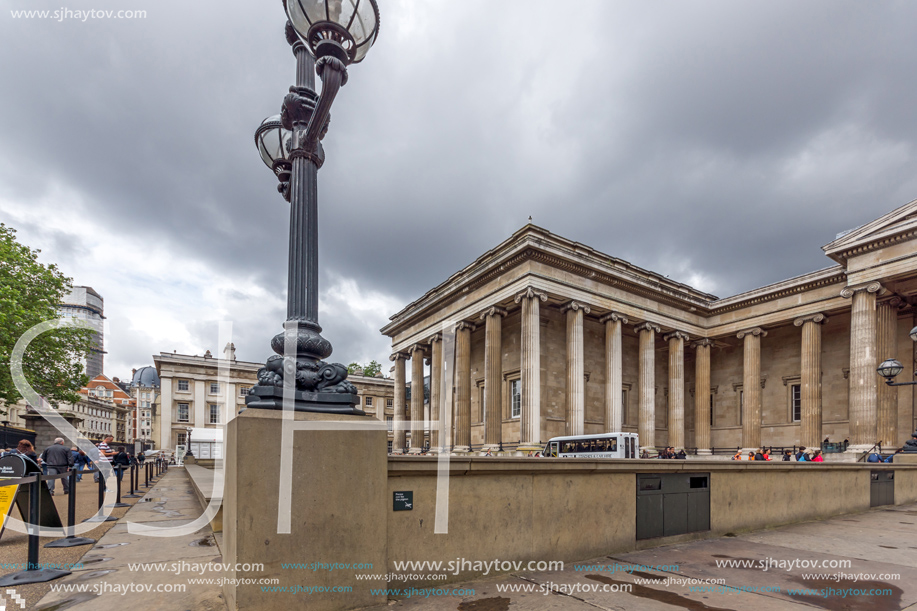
[542,433,640,459]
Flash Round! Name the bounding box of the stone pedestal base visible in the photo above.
[223,409,387,611]
[21,413,83,451]
[407,447,423,455]
[894,453,917,463]
[695,448,712,456]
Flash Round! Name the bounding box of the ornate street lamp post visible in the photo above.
[247,0,380,414]
[876,326,917,387]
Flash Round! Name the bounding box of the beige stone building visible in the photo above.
[382,200,917,455]
[153,345,259,451]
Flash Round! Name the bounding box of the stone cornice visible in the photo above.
[599,312,629,325]
[707,266,846,315]
[840,281,885,299]
[793,313,829,327]
[479,306,508,320]
[634,322,662,334]
[560,300,591,315]
[736,327,767,339]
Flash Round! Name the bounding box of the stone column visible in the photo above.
[601,312,628,433]
[562,301,590,436]
[389,352,408,453]
[428,334,443,452]
[635,322,661,450]
[877,299,900,450]
[453,321,475,453]
[665,331,689,449]
[480,306,507,452]
[841,282,883,451]
[515,287,548,450]
[693,339,714,455]
[408,344,426,454]
[737,327,766,450]
[794,313,828,449]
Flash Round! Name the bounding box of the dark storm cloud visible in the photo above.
[3,0,917,373]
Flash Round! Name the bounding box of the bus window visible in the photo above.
[609,438,618,453]
[550,442,559,457]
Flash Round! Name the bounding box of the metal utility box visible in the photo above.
[870,471,894,507]
[636,473,710,540]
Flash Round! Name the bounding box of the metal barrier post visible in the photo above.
[0,476,72,585]
[46,470,96,548]
[82,467,117,523]
[107,465,129,508]
[123,464,141,498]
[144,462,150,488]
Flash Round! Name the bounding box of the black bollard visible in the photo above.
[144,462,150,488]
[46,469,96,547]
[123,464,141,498]
[106,466,130,508]
[83,467,117,522]
[0,476,72,585]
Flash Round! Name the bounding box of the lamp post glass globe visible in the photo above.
[285,0,380,64]
[910,325,917,343]
[255,115,292,173]
[877,358,905,381]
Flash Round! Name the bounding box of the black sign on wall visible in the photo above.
[393,491,413,511]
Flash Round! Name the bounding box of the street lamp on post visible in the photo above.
[246,0,380,414]
[876,326,917,386]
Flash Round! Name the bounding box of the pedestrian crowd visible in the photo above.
[1,434,144,495]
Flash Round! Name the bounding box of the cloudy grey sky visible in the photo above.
[3,0,917,381]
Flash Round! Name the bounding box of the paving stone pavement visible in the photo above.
[369,502,917,611]
[33,468,224,611]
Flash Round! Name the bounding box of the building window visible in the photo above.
[210,404,220,424]
[790,384,801,422]
[386,416,393,432]
[710,394,715,426]
[475,381,485,424]
[365,396,373,407]
[210,382,220,394]
[510,380,521,419]
[239,386,250,397]
[178,403,190,422]
[177,432,187,446]
[178,379,189,392]
[387,441,393,453]
[739,389,744,426]
[386,398,393,409]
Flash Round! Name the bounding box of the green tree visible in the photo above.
[0,224,92,412]
[347,360,382,377]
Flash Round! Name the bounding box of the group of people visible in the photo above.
[732,448,781,461]
[655,447,688,460]
[1,435,145,495]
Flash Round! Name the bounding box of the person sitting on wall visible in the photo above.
[867,452,882,463]
[754,449,765,461]
[795,447,807,461]
[747,451,756,461]
[811,450,824,462]
[782,449,792,461]
[732,450,743,460]
[675,449,687,460]
[902,432,917,453]
[884,450,901,463]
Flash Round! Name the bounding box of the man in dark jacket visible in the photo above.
[40,438,74,495]
[903,432,917,453]
[112,447,132,481]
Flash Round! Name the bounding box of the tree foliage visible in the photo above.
[347,360,382,377]
[0,224,92,411]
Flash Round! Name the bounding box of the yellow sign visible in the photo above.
[0,483,19,537]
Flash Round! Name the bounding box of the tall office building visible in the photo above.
[59,286,105,379]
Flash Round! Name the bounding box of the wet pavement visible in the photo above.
[372,502,917,611]
[32,468,224,611]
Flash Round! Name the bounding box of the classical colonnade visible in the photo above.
[388,282,895,453]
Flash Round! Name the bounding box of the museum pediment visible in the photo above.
[822,198,917,265]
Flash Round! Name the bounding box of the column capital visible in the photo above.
[599,311,629,325]
[455,321,477,333]
[514,287,548,304]
[664,331,690,342]
[737,327,767,339]
[389,352,409,362]
[427,333,443,344]
[793,313,829,327]
[840,281,885,299]
[479,305,508,321]
[560,300,591,315]
[407,344,426,357]
[634,322,661,335]
[692,338,715,349]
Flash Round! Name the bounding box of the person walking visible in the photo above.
[73,448,90,482]
[112,447,131,482]
[40,438,74,495]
